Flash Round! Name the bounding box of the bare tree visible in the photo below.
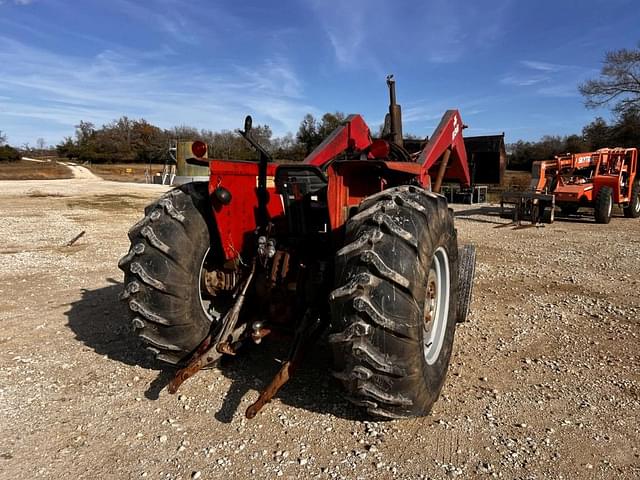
[0,130,6,146]
[36,137,46,151]
[579,43,640,114]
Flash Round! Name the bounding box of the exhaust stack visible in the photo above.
[386,75,403,147]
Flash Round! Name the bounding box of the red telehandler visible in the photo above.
[119,76,477,419]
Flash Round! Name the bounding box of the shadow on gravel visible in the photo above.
[454,204,628,226]
[65,280,363,421]
[66,279,162,370]
[551,212,627,224]
[453,205,506,225]
[213,340,364,423]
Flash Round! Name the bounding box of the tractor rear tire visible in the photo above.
[623,180,640,218]
[457,245,476,323]
[118,182,215,364]
[594,186,613,224]
[329,185,459,419]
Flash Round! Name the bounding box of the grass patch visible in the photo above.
[87,163,164,183]
[27,190,68,198]
[0,160,73,180]
[66,193,149,212]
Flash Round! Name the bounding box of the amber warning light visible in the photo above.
[191,141,207,158]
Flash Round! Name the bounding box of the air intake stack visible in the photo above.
[387,75,403,147]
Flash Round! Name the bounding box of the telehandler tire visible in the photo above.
[594,186,613,224]
[329,185,459,419]
[623,180,640,218]
[118,182,216,364]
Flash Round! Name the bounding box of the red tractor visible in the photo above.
[119,76,476,419]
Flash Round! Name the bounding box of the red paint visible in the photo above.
[205,109,473,260]
[368,139,390,159]
[419,110,471,188]
[208,160,283,260]
[303,115,372,166]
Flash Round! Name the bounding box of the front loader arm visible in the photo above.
[418,110,471,189]
[303,114,372,167]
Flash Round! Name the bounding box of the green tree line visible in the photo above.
[52,112,348,164]
[0,129,21,162]
[51,106,638,169]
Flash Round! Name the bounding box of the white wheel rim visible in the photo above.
[198,247,214,321]
[607,195,612,217]
[423,247,451,365]
[634,193,640,213]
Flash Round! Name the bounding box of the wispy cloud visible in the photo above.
[1,0,35,5]
[309,0,512,69]
[500,75,549,87]
[111,0,200,44]
[536,84,580,97]
[520,60,570,73]
[308,0,379,71]
[105,0,247,47]
[500,59,592,98]
[0,37,317,145]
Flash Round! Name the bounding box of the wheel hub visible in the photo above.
[198,248,235,322]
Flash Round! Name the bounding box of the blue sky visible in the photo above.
[0,0,639,148]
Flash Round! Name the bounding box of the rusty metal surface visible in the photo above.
[168,263,256,395]
[245,311,327,419]
[167,335,216,394]
[216,341,238,355]
[216,263,254,343]
[168,322,249,394]
[245,360,296,419]
[433,148,452,193]
[269,251,290,284]
[203,269,237,295]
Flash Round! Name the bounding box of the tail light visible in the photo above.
[191,141,207,158]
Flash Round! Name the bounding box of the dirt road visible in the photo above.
[0,178,638,479]
[59,162,100,180]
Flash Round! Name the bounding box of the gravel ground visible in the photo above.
[0,178,638,479]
